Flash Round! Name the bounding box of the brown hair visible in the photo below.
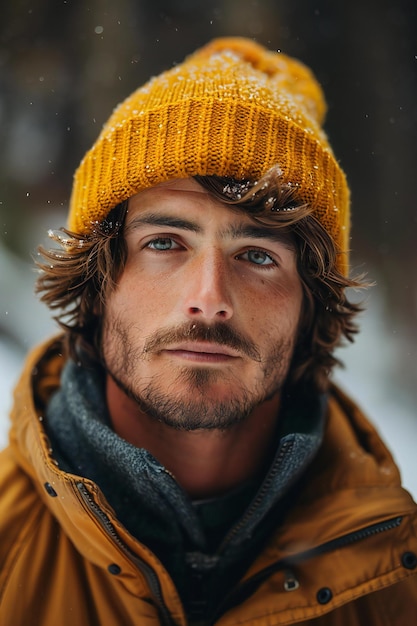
[36,167,366,392]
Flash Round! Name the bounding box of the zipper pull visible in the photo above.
[284,569,299,592]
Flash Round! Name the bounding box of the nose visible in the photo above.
[182,249,234,322]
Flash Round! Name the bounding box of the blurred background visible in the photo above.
[0,0,416,493]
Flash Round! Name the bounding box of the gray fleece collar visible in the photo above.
[45,358,325,560]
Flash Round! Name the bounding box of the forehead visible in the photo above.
[126,178,226,221]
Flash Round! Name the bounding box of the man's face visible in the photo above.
[102,178,303,431]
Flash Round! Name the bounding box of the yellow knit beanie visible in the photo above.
[68,37,350,273]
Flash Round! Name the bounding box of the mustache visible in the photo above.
[142,321,261,362]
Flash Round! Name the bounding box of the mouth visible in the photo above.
[161,342,241,363]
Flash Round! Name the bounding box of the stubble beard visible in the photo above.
[102,317,295,432]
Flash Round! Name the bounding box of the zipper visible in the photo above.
[216,440,294,554]
[75,479,403,624]
[76,482,177,626]
[296,516,403,559]
[210,515,403,622]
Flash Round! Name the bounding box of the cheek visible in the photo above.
[122,259,177,301]
[253,278,303,336]
[107,270,176,336]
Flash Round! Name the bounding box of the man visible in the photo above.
[1,37,416,625]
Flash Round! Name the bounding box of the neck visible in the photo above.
[106,375,281,499]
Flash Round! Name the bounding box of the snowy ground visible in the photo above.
[0,283,416,499]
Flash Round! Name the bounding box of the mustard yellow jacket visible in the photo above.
[1,338,417,625]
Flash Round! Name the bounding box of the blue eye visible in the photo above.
[241,249,275,266]
[147,238,179,250]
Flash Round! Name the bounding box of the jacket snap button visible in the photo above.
[108,564,121,575]
[317,587,333,604]
[402,551,417,570]
[44,482,58,497]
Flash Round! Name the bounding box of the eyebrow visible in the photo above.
[126,212,294,249]
[126,213,202,234]
[222,223,295,249]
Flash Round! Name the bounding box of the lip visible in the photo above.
[162,342,241,362]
